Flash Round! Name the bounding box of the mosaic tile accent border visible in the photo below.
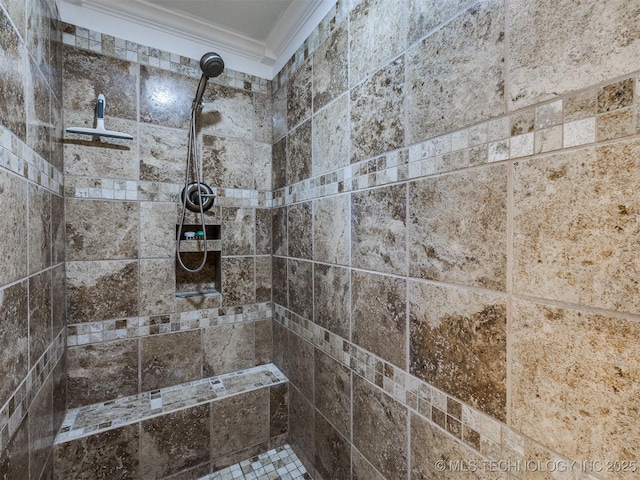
[273,75,640,208]
[273,304,603,480]
[0,330,65,453]
[61,23,270,94]
[0,125,64,196]
[67,301,273,346]
[63,176,273,207]
[55,363,287,444]
[203,444,311,480]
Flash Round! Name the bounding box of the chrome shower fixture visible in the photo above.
[192,52,225,109]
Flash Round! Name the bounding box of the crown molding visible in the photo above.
[56,0,336,79]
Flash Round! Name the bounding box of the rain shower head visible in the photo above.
[200,52,224,78]
[192,52,225,109]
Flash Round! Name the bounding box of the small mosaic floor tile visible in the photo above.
[202,445,312,480]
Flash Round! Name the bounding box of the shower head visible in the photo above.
[192,52,225,109]
[200,52,224,78]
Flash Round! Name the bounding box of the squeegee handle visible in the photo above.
[96,94,106,130]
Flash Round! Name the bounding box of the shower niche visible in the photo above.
[175,224,221,297]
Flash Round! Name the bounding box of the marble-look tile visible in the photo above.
[313,23,348,111]
[406,0,505,142]
[407,0,476,46]
[139,258,175,316]
[255,256,272,303]
[140,404,210,479]
[286,330,315,402]
[287,259,313,320]
[289,386,315,466]
[409,165,507,290]
[66,339,139,408]
[352,271,406,369]
[203,135,254,189]
[0,7,27,141]
[254,92,273,143]
[350,57,405,163]
[201,82,255,141]
[2,0,27,41]
[272,136,287,190]
[272,321,288,374]
[140,65,195,128]
[272,206,287,257]
[272,257,287,307]
[221,257,255,307]
[141,330,202,391]
[139,123,187,183]
[28,184,51,274]
[287,60,312,128]
[27,57,51,162]
[314,349,351,438]
[270,383,288,438]
[313,264,350,339]
[140,202,176,258]
[312,94,350,177]
[52,194,65,265]
[175,252,220,296]
[513,141,640,313]
[255,208,272,255]
[314,414,351,480]
[66,199,138,261]
[53,354,67,436]
[29,270,51,366]
[52,264,66,335]
[272,85,288,141]
[210,389,269,458]
[511,299,640,471]
[286,120,312,185]
[0,170,27,285]
[288,202,312,260]
[352,448,386,480]
[254,141,273,190]
[411,412,505,479]
[353,374,407,480]
[63,45,137,120]
[509,0,640,109]
[29,373,53,479]
[409,281,507,420]
[0,414,29,478]
[53,425,140,480]
[221,207,255,256]
[349,0,405,86]
[255,320,273,365]
[0,281,28,407]
[352,184,407,275]
[202,323,255,377]
[313,194,349,266]
[26,0,50,75]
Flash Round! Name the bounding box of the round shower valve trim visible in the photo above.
[181,182,215,212]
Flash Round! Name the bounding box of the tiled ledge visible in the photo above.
[55,363,287,445]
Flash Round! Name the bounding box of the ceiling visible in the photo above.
[57,0,336,79]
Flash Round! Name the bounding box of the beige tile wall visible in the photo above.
[273,0,640,479]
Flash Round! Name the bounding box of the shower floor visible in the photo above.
[202,444,311,480]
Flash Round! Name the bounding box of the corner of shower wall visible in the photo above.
[0,0,67,478]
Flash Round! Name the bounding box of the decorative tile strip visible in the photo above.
[0,125,64,196]
[66,301,273,346]
[273,75,639,208]
[0,330,66,453]
[273,304,604,480]
[54,363,287,444]
[61,23,270,94]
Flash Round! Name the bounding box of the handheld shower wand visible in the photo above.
[177,52,225,274]
[192,52,225,109]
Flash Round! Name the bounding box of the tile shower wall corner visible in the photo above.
[272,0,640,478]
[0,0,66,478]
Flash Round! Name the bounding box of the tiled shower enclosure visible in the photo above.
[1,0,640,478]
